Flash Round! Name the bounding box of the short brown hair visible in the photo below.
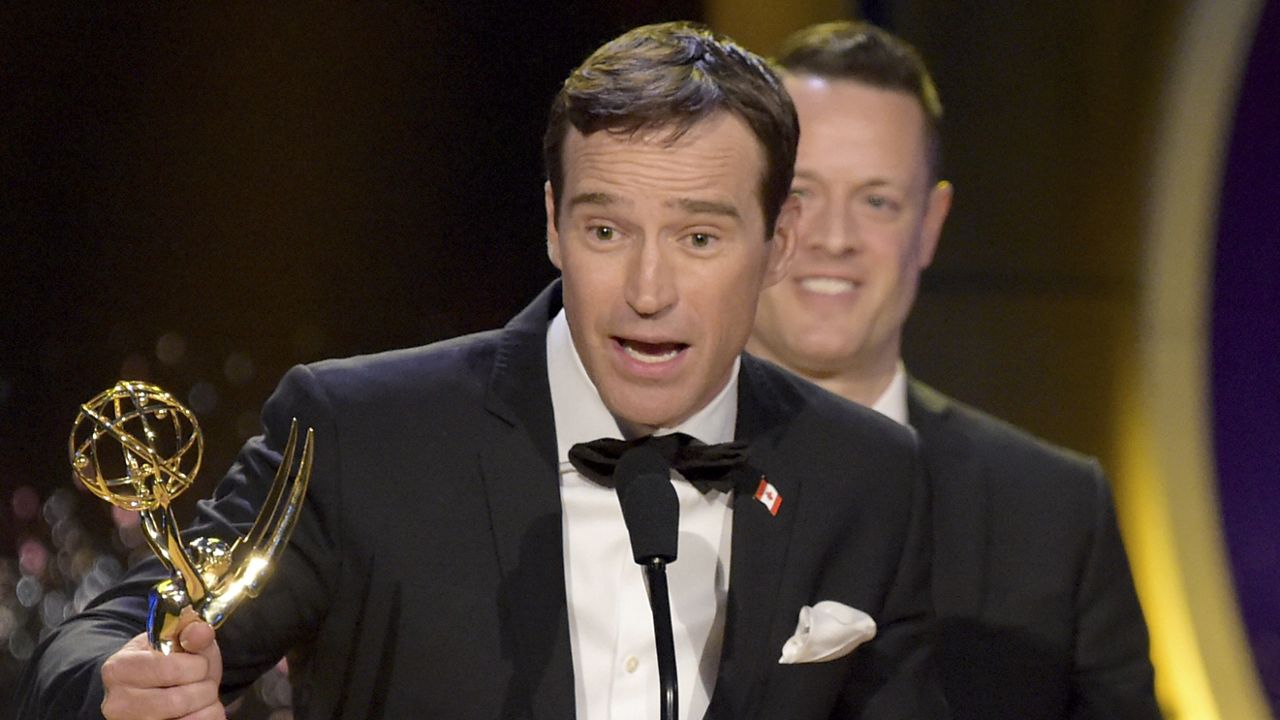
[778,21,943,179]
[543,21,798,236]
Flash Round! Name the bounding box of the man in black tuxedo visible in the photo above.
[747,21,1160,719]
[17,22,946,720]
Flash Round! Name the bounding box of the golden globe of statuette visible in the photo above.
[70,382,202,512]
[69,380,313,654]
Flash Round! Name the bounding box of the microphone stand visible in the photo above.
[643,557,678,720]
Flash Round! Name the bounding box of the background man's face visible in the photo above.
[751,76,950,382]
[546,113,795,432]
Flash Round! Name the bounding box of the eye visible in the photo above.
[684,232,718,250]
[790,186,811,199]
[590,225,616,241]
[864,194,901,214]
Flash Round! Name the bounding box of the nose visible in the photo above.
[803,201,858,256]
[624,238,677,318]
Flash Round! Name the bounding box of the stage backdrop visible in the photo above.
[1214,0,1280,709]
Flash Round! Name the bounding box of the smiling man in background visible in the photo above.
[748,20,1160,719]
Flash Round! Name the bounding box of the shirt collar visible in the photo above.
[546,308,740,463]
[870,362,910,427]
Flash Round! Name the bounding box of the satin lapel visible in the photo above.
[908,380,988,617]
[478,283,576,720]
[710,357,804,718]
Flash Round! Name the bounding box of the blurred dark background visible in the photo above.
[3,1,1275,718]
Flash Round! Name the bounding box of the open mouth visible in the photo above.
[798,277,857,295]
[615,338,688,364]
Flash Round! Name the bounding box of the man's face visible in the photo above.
[750,76,951,384]
[546,113,796,432]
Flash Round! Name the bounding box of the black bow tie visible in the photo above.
[568,432,750,494]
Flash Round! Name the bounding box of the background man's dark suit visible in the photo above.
[909,380,1159,719]
[17,283,945,719]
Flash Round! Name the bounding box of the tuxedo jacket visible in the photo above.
[18,283,946,720]
[910,381,1159,719]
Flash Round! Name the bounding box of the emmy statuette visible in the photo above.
[69,380,313,654]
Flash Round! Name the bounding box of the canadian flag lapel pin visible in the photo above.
[754,477,782,516]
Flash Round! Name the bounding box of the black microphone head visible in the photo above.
[614,444,680,564]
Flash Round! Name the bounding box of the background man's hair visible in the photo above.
[543,21,798,236]
[777,21,943,180]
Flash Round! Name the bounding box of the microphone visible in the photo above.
[614,443,680,720]
[615,445,679,563]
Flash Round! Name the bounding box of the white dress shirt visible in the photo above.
[546,309,737,720]
[870,362,910,427]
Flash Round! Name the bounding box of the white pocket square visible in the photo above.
[778,600,877,664]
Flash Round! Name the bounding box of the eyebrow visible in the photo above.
[566,192,741,220]
[668,198,740,219]
[794,171,896,189]
[567,192,622,210]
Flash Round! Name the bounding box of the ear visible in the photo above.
[545,180,563,270]
[918,180,953,269]
[763,194,800,288]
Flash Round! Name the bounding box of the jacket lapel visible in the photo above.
[709,356,805,717]
[478,282,576,720]
[908,379,988,617]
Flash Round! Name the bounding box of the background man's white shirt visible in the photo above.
[871,363,909,427]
